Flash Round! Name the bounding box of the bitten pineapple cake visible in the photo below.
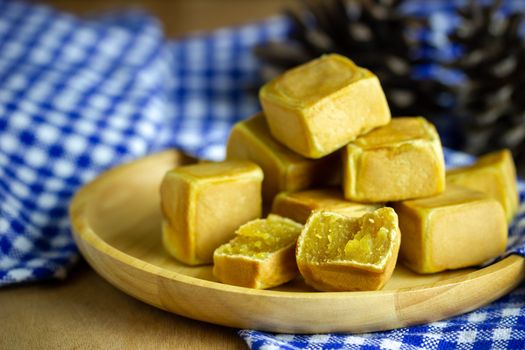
[342,117,445,202]
[213,214,303,289]
[392,184,508,274]
[160,161,263,265]
[227,113,339,202]
[271,187,382,224]
[447,149,519,222]
[296,208,400,292]
[260,54,391,159]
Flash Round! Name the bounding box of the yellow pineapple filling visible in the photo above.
[344,224,391,265]
[302,208,397,270]
[216,215,303,260]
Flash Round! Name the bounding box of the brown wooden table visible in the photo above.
[1,261,247,350]
[0,1,294,349]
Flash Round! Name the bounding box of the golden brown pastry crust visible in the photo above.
[392,184,508,273]
[213,242,298,289]
[342,117,445,202]
[160,161,263,265]
[260,54,391,158]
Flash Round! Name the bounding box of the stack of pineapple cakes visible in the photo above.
[160,54,519,292]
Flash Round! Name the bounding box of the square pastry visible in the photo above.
[342,117,445,202]
[160,161,263,265]
[260,54,390,158]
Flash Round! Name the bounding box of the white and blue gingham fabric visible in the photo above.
[0,0,174,283]
[0,0,524,348]
[0,0,288,284]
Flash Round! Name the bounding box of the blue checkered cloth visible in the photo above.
[0,0,286,283]
[0,0,525,348]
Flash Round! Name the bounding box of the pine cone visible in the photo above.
[443,0,525,173]
[254,0,446,117]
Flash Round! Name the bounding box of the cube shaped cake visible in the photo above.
[160,161,263,265]
[260,54,391,158]
[392,184,508,274]
[296,208,401,291]
[447,149,519,222]
[213,214,303,289]
[226,113,339,202]
[342,117,445,202]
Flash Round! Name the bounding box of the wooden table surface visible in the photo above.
[0,1,294,349]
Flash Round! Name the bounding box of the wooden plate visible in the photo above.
[70,149,525,334]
